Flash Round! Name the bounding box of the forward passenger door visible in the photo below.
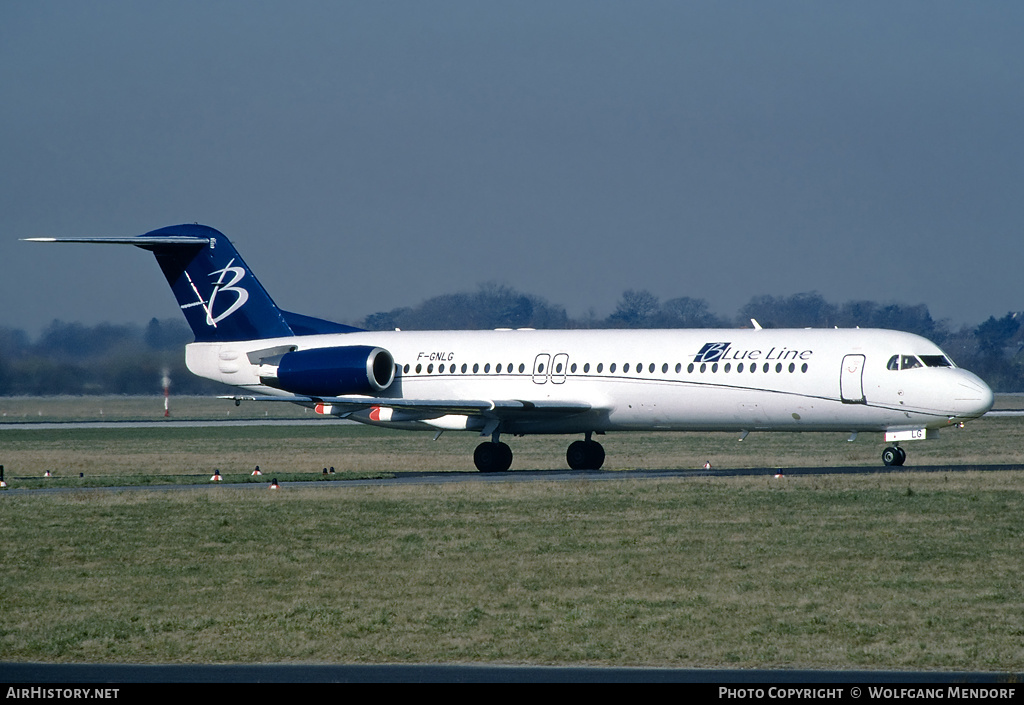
[840,354,866,404]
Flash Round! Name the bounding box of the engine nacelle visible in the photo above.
[263,345,395,396]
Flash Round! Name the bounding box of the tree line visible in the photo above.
[2,287,1022,394]
[0,318,222,396]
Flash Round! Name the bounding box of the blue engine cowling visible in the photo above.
[266,345,395,396]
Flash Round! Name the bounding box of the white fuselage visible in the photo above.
[30,225,996,470]
[186,327,994,436]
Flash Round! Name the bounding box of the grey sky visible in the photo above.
[2,1,1022,336]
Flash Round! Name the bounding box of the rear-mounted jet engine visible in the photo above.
[261,345,395,396]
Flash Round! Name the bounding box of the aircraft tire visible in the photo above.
[882,446,906,467]
[566,440,605,470]
[474,441,513,472]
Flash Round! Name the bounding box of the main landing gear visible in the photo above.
[472,432,607,472]
[566,432,605,470]
[473,440,513,473]
[882,445,907,466]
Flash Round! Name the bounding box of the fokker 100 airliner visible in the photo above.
[26,224,994,471]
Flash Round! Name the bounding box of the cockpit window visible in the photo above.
[901,355,923,370]
[888,354,948,370]
[888,354,950,370]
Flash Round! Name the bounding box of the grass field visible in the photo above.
[1,396,1023,670]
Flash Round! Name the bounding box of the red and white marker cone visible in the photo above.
[269,478,279,490]
[251,466,262,476]
[211,471,222,482]
[704,461,712,470]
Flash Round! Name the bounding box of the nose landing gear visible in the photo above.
[882,445,907,466]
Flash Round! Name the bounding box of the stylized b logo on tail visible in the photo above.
[206,258,249,326]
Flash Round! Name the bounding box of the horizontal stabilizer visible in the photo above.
[22,237,211,246]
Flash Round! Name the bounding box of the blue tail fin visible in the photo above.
[141,224,296,341]
[28,224,360,342]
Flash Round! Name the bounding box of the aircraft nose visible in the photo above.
[954,374,994,418]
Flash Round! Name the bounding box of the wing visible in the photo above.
[222,394,594,419]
